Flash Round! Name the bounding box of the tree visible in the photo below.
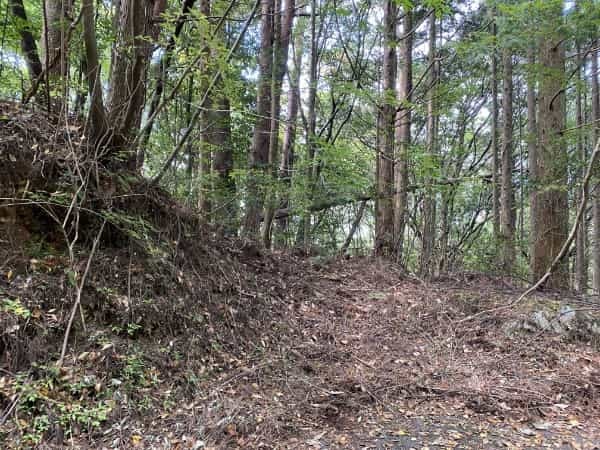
[393,5,413,262]
[244,0,274,237]
[500,47,514,270]
[374,0,397,257]
[420,11,438,277]
[531,0,568,289]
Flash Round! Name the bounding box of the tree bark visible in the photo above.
[374,0,397,257]
[107,0,160,165]
[500,48,515,270]
[81,0,108,146]
[419,12,437,277]
[262,0,296,247]
[243,0,274,237]
[574,39,588,293]
[9,0,42,81]
[490,7,500,242]
[198,0,213,217]
[527,45,538,281]
[393,6,413,262]
[42,0,71,112]
[591,41,600,294]
[531,3,569,289]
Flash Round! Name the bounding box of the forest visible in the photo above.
[1,0,600,447]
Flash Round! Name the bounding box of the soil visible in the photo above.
[1,101,600,449]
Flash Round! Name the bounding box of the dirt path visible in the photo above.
[113,259,600,449]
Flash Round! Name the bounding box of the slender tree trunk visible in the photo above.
[500,48,515,270]
[532,2,568,289]
[138,0,197,168]
[42,0,71,112]
[81,0,108,146]
[393,6,413,262]
[574,40,588,292]
[262,0,296,247]
[211,94,235,235]
[341,200,367,254]
[9,0,42,81]
[198,0,213,217]
[527,45,538,279]
[591,41,600,294]
[420,12,437,277]
[490,7,500,243]
[374,0,397,257]
[276,29,304,247]
[244,0,274,237]
[296,0,319,250]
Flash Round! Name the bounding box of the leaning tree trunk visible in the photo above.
[500,48,515,270]
[243,0,274,237]
[531,2,569,289]
[393,6,413,263]
[419,12,437,278]
[9,0,42,81]
[374,0,397,257]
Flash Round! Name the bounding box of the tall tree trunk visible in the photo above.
[198,0,213,217]
[42,0,71,112]
[393,6,413,262]
[262,0,296,247]
[527,45,538,280]
[107,0,159,165]
[531,2,568,289]
[490,6,500,242]
[81,0,108,146]
[591,41,600,294]
[296,0,319,250]
[9,0,42,81]
[420,12,437,277]
[574,39,588,292]
[374,0,397,257]
[211,94,235,235]
[500,48,515,270]
[276,28,304,247]
[243,0,274,237]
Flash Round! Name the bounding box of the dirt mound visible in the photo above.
[0,101,315,446]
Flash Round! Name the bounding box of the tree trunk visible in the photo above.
[500,48,515,270]
[393,6,413,262]
[490,7,500,242]
[262,0,296,247]
[591,41,600,294]
[276,27,304,247]
[243,0,274,237]
[107,0,158,164]
[374,0,397,257]
[419,12,437,277]
[574,39,588,293]
[527,45,537,280]
[198,0,213,217]
[531,3,568,289]
[81,0,108,146]
[42,0,71,112]
[9,0,42,81]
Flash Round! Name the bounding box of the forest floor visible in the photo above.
[2,100,600,449]
[69,259,600,449]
